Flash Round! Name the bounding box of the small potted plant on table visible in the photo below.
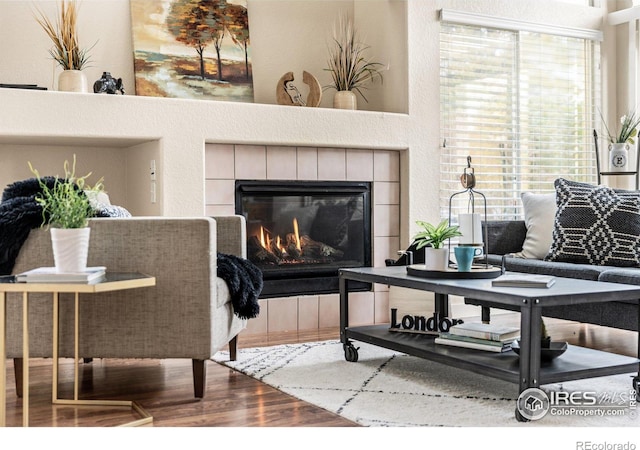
[413,219,462,271]
[29,155,103,273]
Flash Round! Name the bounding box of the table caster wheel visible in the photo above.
[343,343,359,362]
[633,376,640,396]
[515,407,529,422]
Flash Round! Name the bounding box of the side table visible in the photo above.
[0,272,156,427]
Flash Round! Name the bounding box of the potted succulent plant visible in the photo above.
[324,14,385,110]
[413,219,462,271]
[28,155,103,272]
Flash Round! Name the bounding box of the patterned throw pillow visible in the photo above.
[544,178,640,267]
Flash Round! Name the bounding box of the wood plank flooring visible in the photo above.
[1,315,637,427]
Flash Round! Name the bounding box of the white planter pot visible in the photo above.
[51,227,91,273]
[333,90,357,110]
[424,247,449,271]
[58,70,88,93]
[608,142,630,172]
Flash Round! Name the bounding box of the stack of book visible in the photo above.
[16,266,107,283]
[435,322,520,353]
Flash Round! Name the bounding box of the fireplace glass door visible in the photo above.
[236,180,372,297]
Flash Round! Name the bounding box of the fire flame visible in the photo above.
[260,226,268,248]
[293,217,301,251]
[258,217,302,254]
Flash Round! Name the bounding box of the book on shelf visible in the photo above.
[437,332,517,347]
[434,335,513,353]
[491,274,556,288]
[16,266,106,283]
[0,83,48,90]
[448,322,520,342]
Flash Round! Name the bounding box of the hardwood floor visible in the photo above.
[1,316,637,427]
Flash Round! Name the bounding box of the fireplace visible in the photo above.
[236,180,372,298]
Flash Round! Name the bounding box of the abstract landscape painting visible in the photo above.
[130,0,253,102]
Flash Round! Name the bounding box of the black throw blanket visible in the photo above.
[0,177,59,275]
[217,252,262,319]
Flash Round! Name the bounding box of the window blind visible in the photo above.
[440,21,600,221]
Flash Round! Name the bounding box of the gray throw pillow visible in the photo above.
[544,178,640,267]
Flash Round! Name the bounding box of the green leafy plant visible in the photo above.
[601,109,640,144]
[28,155,103,229]
[34,0,93,70]
[324,14,385,102]
[413,219,462,250]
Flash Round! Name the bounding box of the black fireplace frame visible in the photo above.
[235,180,372,298]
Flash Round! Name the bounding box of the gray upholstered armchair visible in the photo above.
[6,215,249,398]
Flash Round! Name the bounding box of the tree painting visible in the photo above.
[130,0,253,102]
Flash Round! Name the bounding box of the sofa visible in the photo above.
[466,179,640,332]
[5,215,249,398]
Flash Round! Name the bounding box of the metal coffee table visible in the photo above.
[339,266,640,421]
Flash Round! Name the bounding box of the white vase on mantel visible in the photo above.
[333,90,357,110]
[58,70,88,93]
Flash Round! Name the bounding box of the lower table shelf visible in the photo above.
[343,325,639,386]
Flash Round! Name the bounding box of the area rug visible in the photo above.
[212,340,639,427]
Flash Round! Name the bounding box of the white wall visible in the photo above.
[0,0,612,245]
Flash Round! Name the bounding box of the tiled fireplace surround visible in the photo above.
[205,143,401,335]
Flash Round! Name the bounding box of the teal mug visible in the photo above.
[454,246,482,272]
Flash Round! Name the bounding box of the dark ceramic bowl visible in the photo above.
[511,340,568,362]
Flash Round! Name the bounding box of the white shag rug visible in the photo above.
[213,340,639,427]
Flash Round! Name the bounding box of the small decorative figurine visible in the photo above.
[93,72,125,94]
[276,71,321,107]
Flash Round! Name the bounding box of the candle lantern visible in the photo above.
[448,156,489,269]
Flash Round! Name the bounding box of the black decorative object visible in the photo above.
[93,72,124,94]
[511,340,568,362]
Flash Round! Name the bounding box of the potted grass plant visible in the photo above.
[34,0,93,92]
[413,219,462,271]
[600,109,640,172]
[324,14,385,110]
[28,155,103,272]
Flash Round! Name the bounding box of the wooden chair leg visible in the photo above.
[13,358,23,398]
[192,359,206,399]
[229,335,238,361]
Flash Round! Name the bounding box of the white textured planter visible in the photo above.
[424,247,449,271]
[333,90,357,110]
[58,70,88,93]
[608,142,630,172]
[51,227,91,273]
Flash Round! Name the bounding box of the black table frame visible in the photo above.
[339,266,640,420]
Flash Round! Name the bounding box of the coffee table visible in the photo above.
[0,272,156,427]
[339,266,640,421]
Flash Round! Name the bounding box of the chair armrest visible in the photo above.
[212,215,247,258]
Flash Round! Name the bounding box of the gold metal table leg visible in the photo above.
[51,291,153,426]
[0,292,5,427]
[22,292,28,427]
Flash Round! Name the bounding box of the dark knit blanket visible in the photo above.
[217,252,262,319]
[0,177,59,275]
